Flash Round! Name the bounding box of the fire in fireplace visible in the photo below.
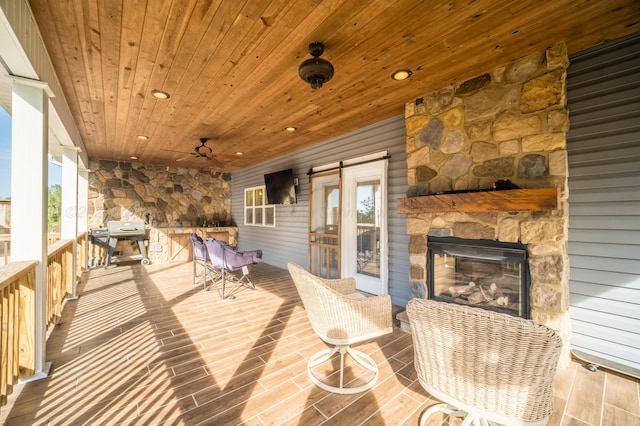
[427,236,530,318]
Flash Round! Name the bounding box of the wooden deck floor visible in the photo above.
[1,261,638,425]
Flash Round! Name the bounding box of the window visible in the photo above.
[244,186,275,227]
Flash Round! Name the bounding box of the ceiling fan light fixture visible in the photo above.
[194,138,213,158]
[391,69,412,81]
[195,146,212,157]
[150,89,170,99]
[298,42,334,89]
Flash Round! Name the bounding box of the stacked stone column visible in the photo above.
[404,43,571,365]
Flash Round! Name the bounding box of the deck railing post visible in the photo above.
[18,265,37,378]
[0,261,38,405]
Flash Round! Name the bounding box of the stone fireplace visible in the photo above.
[400,42,571,365]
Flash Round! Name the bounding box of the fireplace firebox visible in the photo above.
[427,236,530,318]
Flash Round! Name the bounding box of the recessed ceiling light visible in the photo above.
[285,126,297,132]
[391,69,412,81]
[137,135,149,140]
[150,89,170,99]
[130,156,138,160]
[235,152,244,156]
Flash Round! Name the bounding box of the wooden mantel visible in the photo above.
[397,188,560,214]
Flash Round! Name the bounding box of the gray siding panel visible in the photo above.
[567,31,640,376]
[232,115,411,306]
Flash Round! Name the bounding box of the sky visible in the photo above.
[0,107,61,199]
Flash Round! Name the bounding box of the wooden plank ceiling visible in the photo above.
[28,0,639,171]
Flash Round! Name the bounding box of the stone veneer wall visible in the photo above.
[88,159,232,229]
[404,43,571,363]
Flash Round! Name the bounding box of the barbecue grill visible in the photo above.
[90,220,150,267]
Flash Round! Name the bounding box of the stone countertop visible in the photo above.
[153,226,237,233]
[150,226,239,245]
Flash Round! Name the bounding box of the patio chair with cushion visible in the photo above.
[287,262,393,394]
[406,298,563,426]
[204,238,262,299]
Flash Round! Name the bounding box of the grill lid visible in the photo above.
[107,220,146,237]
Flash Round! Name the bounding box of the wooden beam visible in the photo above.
[397,188,560,214]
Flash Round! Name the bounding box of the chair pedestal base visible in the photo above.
[420,403,483,426]
[307,345,378,394]
[420,402,546,426]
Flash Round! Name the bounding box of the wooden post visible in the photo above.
[18,267,36,378]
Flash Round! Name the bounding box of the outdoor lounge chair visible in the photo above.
[191,233,207,289]
[190,233,220,289]
[287,262,393,394]
[203,238,262,299]
[406,298,563,426]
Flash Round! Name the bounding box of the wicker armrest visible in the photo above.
[318,276,357,295]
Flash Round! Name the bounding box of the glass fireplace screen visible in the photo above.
[427,237,530,318]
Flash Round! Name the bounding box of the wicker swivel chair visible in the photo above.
[287,262,393,394]
[406,298,563,426]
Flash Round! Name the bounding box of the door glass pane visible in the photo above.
[324,185,339,234]
[356,179,380,278]
[309,173,340,278]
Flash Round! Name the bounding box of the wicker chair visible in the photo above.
[287,262,393,394]
[406,298,563,426]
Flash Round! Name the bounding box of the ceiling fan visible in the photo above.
[163,138,225,167]
[189,138,215,159]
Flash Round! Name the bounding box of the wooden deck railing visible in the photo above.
[47,239,74,324]
[0,234,81,406]
[0,232,71,266]
[0,261,37,406]
[76,232,87,278]
[0,234,9,266]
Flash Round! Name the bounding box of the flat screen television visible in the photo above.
[264,168,297,204]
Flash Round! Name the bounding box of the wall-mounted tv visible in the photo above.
[264,168,297,205]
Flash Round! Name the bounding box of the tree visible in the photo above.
[357,196,375,224]
[48,184,62,231]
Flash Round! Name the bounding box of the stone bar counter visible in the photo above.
[88,226,238,266]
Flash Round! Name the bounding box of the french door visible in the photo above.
[308,171,341,279]
[308,155,388,295]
